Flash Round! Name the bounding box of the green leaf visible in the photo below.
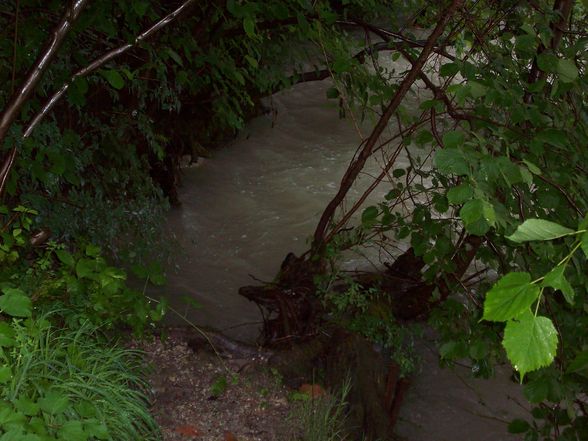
[101,70,125,90]
[567,350,588,374]
[0,429,25,441]
[442,130,465,149]
[244,54,258,68]
[55,249,75,268]
[522,159,541,175]
[0,365,11,383]
[581,231,588,258]
[508,419,530,434]
[439,62,460,77]
[243,16,255,37]
[166,48,183,66]
[502,313,558,379]
[0,288,32,317]
[506,219,574,242]
[543,265,575,304]
[435,148,469,176]
[326,87,339,99]
[58,420,87,441]
[536,53,559,73]
[0,322,16,347]
[333,58,351,73]
[132,0,149,17]
[557,58,578,83]
[447,183,473,204]
[515,34,536,55]
[85,244,101,257]
[76,259,97,279]
[84,419,109,440]
[533,128,567,148]
[361,206,379,225]
[415,130,434,146]
[38,391,69,415]
[460,199,495,235]
[14,397,39,416]
[483,272,540,321]
[468,81,486,98]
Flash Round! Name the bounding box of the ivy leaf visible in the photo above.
[507,219,573,242]
[557,58,578,83]
[0,288,32,317]
[435,148,469,175]
[483,272,540,321]
[101,70,125,90]
[503,313,558,380]
[543,265,575,304]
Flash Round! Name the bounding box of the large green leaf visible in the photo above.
[0,288,32,318]
[483,272,540,321]
[503,313,558,379]
[542,265,575,304]
[506,219,574,242]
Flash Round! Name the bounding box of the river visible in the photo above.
[149,80,528,440]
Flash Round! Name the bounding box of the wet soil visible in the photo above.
[139,328,297,441]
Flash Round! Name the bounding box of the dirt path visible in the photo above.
[140,329,296,441]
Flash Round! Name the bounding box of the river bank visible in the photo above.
[138,328,295,441]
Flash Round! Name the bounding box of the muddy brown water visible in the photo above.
[147,80,528,440]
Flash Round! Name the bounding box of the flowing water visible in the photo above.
[149,80,528,440]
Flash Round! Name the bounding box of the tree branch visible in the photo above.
[0,0,89,197]
[0,0,196,198]
[311,0,463,254]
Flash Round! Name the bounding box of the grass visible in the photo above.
[289,379,351,441]
[0,313,161,440]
